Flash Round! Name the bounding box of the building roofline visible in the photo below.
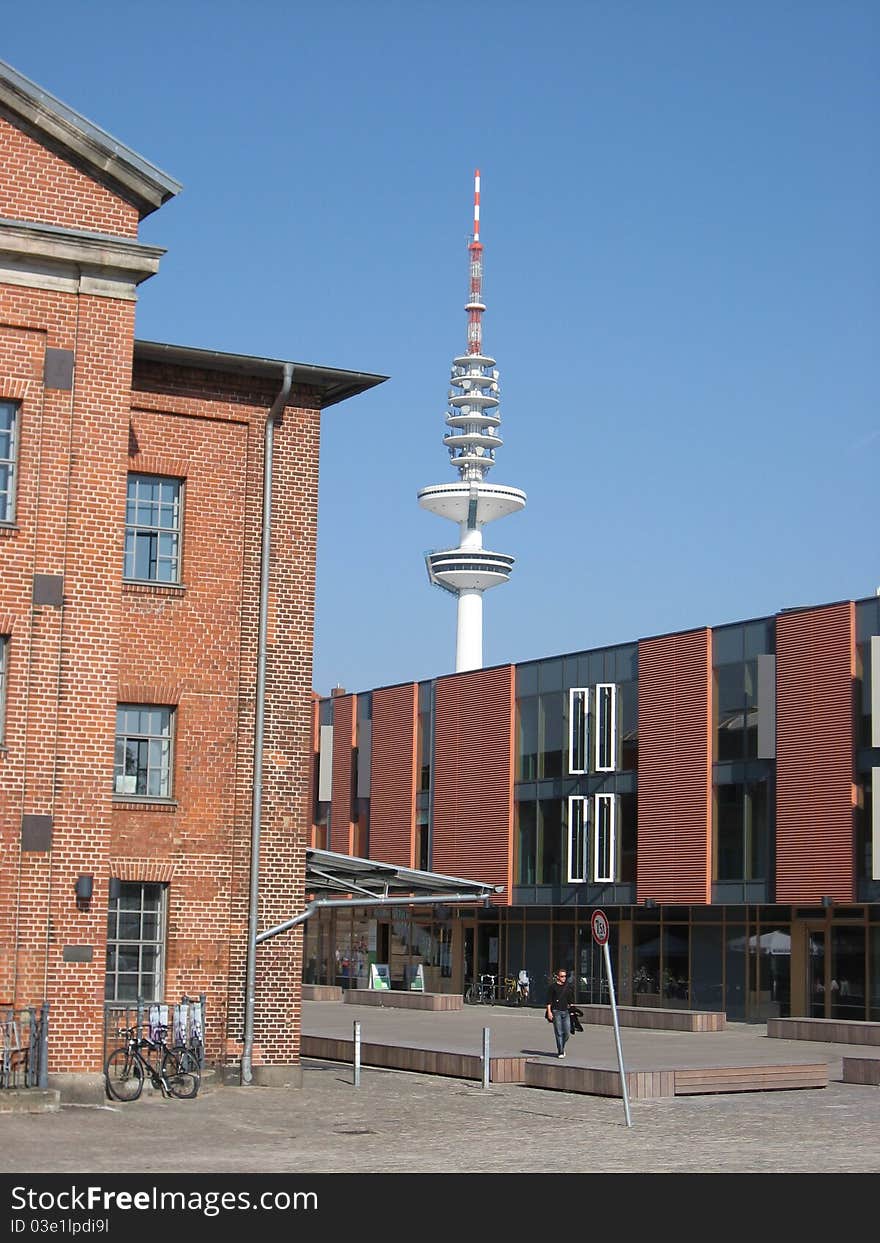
[133,339,388,409]
[0,59,182,218]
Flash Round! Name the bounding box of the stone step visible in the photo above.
[0,1088,61,1114]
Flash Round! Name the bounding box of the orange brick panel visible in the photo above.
[637,629,712,904]
[775,603,856,903]
[369,683,418,867]
[330,694,356,855]
[431,666,514,904]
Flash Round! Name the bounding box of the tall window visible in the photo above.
[714,780,769,881]
[0,634,8,742]
[593,793,616,882]
[0,400,19,524]
[594,684,618,772]
[568,688,589,774]
[567,796,588,881]
[124,474,182,583]
[114,705,174,797]
[105,882,166,1001]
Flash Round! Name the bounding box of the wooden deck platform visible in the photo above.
[768,1017,880,1045]
[342,990,464,1011]
[578,1004,725,1032]
[842,1057,880,1085]
[302,1034,828,1096]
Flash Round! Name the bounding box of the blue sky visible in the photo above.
[5,1,878,695]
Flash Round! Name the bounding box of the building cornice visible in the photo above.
[0,59,181,218]
[0,217,165,300]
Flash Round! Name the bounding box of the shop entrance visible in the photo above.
[806,924,867,1019]
[462,920,500,993]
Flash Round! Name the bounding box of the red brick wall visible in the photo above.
[431,666,514,904]
[0,116,140,236]
[775,603,857,902]
[369,683,418,867]
[637,629,713,904]
[0,113,317,1076]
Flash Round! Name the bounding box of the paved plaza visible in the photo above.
[0,1004,879,1174]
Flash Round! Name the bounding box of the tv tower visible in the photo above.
[418,171,526,673]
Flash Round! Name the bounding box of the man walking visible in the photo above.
[545,967,575,1057]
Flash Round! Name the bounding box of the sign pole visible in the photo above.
[591,909,632,1129]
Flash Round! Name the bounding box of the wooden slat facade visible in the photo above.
[368,682,418,867]
[637,629,712,903]
[431,665,515,903]
[330,693,356,855]
[775,603,856,902]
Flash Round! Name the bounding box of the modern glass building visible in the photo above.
[307,594,880,1022]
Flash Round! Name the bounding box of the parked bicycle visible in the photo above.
[502,972,530,1005]
[464,973,497,1004]
[104,1025,200,1102]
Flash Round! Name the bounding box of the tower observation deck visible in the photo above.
[418,171,526,672]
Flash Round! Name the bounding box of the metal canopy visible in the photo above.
[305,847,501,899]
[255,848,503,945]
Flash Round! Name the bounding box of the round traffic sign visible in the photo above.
[591,909,609,946]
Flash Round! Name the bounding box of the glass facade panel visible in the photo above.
[516,801,536,885]
[831,926,866,1019]
[691,925,723,1010]
[517,697,538,781]
[539,693,563,779]
[539,798,563,886]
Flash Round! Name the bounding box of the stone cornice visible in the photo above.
[0,217,165,300]
[0,60,181,218]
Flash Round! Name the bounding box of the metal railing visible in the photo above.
[103,994,206,1068]
[1,1004,49,1088]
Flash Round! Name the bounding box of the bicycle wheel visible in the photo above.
[162,1047,200,1099]
[105,1048,144,1101]
[464,984,478,1004]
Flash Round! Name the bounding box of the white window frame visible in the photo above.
[568,687,589,775]
[567,795,589,882]
[114,704,174,798]
[124,473,183,584]
[593,793,617,883]
[594,683,618,772]
[0,399,19,524]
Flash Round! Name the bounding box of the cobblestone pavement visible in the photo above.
[1,1056,879,1174]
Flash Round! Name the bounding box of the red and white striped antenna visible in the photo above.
[466,168,485,355]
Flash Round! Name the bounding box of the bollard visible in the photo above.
[481,1026,490,1089]
[353,1020,361,1087]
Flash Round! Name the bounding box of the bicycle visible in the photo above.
[463,973,496,1004]
[104,1026,200,1102]
[503,974,530,1006]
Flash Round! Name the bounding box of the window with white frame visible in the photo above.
[105,881,166,1001]
[0,634,8,741]
[568,688,589,774]
[567,795,588,882]
[0,400,19,524]
[593,793,617,882]
[124,474,182,583]
[114,705,174,798]
[594,683,618,772]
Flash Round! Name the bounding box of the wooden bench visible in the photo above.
[842,1057,880,1085]
[578,1003,726,1032]
[672,1063,828,1094]
[767,1018,880,1046]
[524,1060,827,1098]
[302,985,343,1002]
[342,990,463,1011]
[301,1035,524,1081]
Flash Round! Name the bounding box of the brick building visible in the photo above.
[309,598,880,1022]
[0,59,384,1093]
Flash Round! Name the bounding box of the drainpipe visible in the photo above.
[241,361,294,1085]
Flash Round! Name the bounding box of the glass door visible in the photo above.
[806,925,827,1017]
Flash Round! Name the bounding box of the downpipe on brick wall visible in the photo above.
[241,361,294,1086]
